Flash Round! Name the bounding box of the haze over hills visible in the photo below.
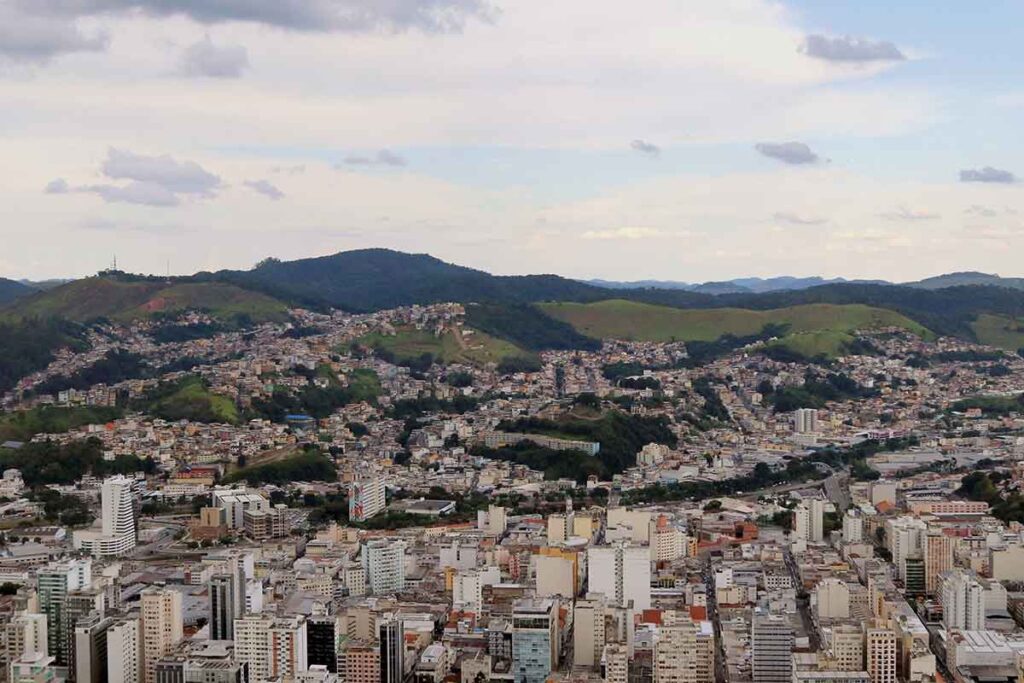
[586,275,888,294]
[0,278,36,306]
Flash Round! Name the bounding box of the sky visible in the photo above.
[3,0,1024,282]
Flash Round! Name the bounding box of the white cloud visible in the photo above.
[581,227,671,241]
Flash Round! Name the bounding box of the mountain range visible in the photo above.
[3,251,1024,355]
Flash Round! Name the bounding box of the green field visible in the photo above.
[539,300,931,345]
[141,376,240,425]
[358,325,533,367]
[766,330,859,359]
[972,314,1024,352]
[4,278,289,324]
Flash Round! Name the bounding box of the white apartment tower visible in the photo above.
[106,617,143,683]
[794,499,825,543]
[941,570,985,632]
[865,626,897,683]
[362,539,407,595]
[588,542,651,611]
[793,408,819,434]
[843,510,864,544]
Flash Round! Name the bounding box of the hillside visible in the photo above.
[208,249,610,312]
[3,276,289,324]
[906,272,1024,291]
[0,278,35,306]
[539,300,930,348]
[357,325,533,368]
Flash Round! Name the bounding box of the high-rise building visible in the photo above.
[307,616,340,674]
[573,597,606,668]
[270,616,308,681]
[751,612,793,683]
[887,517,927,583]
[362,540,406,595]
[342,642,379,683]
[74,613,113,683]
[794,499,825,543]
[654,622,700,683]
[107,617,143,683]
[37,558,92,665]
[379,618,405,683]
[941,570,985,632]
[5,613,48,664]
[830,624,865,672]
[211,489,270,530]
[816,579,851,620]
[63,588,105,674]
[140,588,183,683]
[865,626,896,683]
[348,478,386,522]
[843,510,864,544]
[602,644,629,683]
[793,408,819,434]
[477,505,507,535]
[234,614,274,683]
[512,599,558,683]
[73,476,139,557]
[924,531,956,595]
[588,543,651,610]
[209,570,245,641]
[649,515,686,562]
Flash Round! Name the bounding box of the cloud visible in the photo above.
[772,211,827,226]
[581,227,668,241]
[21,0,496,33]
[244,179,285,200]
[879,206,940,221]
[341,150,407,167]
[800,34,905,63]
[0,6,108,63]
[44,178,70,194]
[630,140,660,156]
[179,36,249,78]
[272,165,306,175]
[755,142,820,165]
[81,181,181,206]
[101,148,221,195]
[46,148,221,207]
[960,167,1017,184]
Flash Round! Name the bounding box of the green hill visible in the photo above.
[539,300,931,351]
[4,277,288,324]
[971,314,1024,352]
[0,278,35,306]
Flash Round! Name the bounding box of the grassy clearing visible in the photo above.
[358,325,532,367]
[539,300,930,345]
[6,278,288,324]
[766,330,856,359]
[142,376,240,425]
[972,314,1024,352]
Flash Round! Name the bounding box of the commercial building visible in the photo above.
[107,617,143,683]
[209,570,244,641]
[588,542,651,610]
[751,612,793,683]
[211,489,270,530]
[37,558,92,665]
[795,499,825,544]
[379,618,404,683]
[865,626,896,683]
[511,599,558,683]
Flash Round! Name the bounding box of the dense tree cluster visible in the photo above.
[225,448,337,486]
[0,437,155,487]
[0,318,87,393]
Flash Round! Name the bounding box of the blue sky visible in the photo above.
[2,0,1023,281]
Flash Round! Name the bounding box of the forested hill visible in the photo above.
[204,248,625,312]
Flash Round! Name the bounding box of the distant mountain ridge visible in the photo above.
[587,275,890,294]
[0,279,36,306]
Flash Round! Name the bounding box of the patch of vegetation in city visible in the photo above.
[761,371,878,412]
[0,437,156,487]
[135,375,240,424]
[495,409,676,475]
[31,349,153,396]
[467,303,602,352]
[250,367,381,421]
[950,394,1024,416]
[224,447,337,486]
[359,324,532,370]
[0,405,124,443]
